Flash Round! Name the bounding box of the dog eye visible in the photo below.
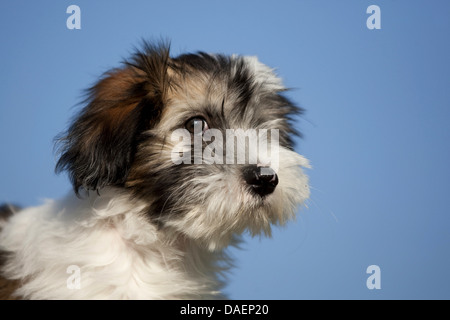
[185,117,209,134]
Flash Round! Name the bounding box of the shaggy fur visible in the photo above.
[0,41,309,299]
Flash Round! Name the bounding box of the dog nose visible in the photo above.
[242,165,279,197]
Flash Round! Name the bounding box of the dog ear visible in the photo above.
[56,43,170,194]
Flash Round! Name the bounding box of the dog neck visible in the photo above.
[0,188,230,299]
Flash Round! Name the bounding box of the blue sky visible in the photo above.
[1,1,449,299]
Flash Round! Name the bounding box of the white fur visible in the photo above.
[0,190,228,299]
[240,56,285,91]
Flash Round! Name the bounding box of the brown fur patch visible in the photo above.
[0,276,21,300]
[0,205,22,299]
[55,43,173,192]
[0,204,20,222]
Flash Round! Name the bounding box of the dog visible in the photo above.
[0,41,310,299]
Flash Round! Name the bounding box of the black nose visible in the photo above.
[242,165,279,197]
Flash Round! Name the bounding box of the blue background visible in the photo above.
[1,1,449,299]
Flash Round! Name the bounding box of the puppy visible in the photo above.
[0,42,309,299]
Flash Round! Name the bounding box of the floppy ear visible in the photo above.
[56,43,170,194]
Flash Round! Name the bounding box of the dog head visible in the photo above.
[56,42,310,250]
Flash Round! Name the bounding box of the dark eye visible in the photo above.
[185,117,209,134]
